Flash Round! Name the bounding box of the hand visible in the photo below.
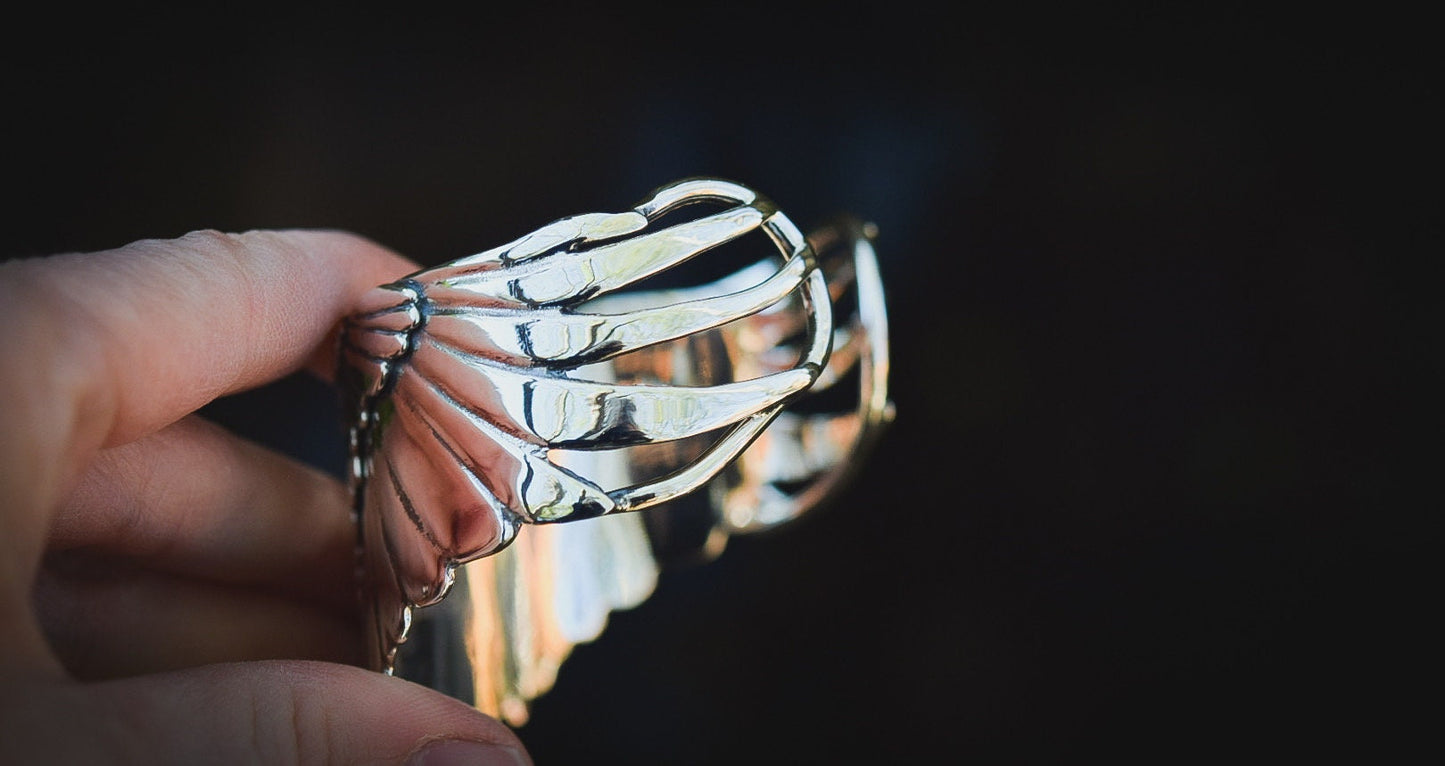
[0,231,529,764]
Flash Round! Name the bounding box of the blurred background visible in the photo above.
[3,7,1430,761]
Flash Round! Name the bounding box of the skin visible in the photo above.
[0,230,529,764]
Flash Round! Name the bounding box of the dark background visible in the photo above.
[3,7,1432,761]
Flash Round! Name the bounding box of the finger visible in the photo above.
[34,552,361,680]
[5,229,416,452]
[52,415,356,607]
[2,661,529,765]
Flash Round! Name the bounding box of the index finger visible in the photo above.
[6,229,417,450]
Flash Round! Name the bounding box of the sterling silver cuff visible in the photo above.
[341,178,892,723]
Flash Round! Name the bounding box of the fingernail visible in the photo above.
[405,738,527,766]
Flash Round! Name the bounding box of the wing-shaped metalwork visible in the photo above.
[342,179,891,723]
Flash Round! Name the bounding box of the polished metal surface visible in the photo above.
[342,178,892,722]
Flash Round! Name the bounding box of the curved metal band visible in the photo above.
[715,216,893,533]
[634,216,894,563]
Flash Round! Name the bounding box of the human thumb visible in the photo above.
[1,660,529,765]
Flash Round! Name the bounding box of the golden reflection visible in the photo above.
[464,513,659,726]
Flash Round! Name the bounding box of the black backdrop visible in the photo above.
[4,8,1431,762]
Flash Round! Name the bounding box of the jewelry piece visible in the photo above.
[341,178,892,723]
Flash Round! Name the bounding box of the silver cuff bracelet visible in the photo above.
[341,177,892,723]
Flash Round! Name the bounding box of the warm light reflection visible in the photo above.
[464,514,659,727]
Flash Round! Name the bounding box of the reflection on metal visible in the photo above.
[342,178,892,724]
